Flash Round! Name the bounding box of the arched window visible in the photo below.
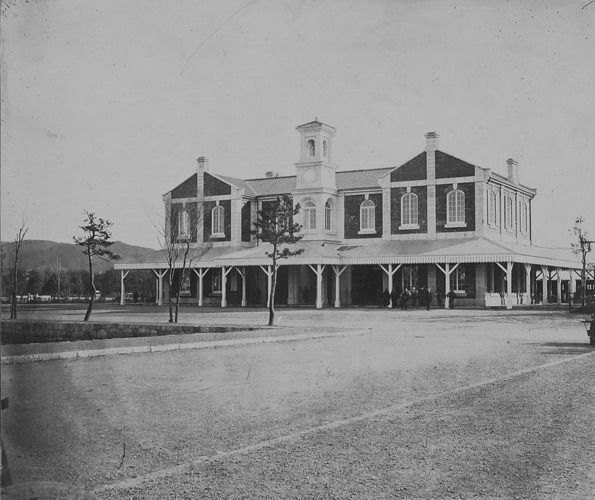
[401,192,418,228]
[446,188,465,226]
[178,209,190,240]
[322,139,328,157]
[488,190,497,226]
[212,204,225,236]
[303,200,316,230]
[360,199,376,232]
[504,196,513,230]
[307,139,316,157]
[324,199,333,231]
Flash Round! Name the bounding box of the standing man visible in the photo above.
[400,288,410,310]
[426,288,432,311]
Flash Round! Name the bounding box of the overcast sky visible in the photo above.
[2,0,594,250]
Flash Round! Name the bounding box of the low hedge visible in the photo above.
[0,320,254,344]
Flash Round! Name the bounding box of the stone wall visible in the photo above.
[1,321,254,344]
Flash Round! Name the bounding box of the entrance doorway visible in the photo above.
[351,265,383,306]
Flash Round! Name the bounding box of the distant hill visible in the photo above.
[0,240,158,273]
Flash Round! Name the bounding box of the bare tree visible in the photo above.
[157,203,204,323]
[73,211,119,321]
[252,195,303,326]
[8,222,29,319]
[570,216,593,308]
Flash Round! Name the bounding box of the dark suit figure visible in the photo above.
[425,288,432,310]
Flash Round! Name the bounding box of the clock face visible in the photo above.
[303,168,316,183]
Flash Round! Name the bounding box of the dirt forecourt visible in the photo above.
[1,305,594,499]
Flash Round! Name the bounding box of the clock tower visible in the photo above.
[293,120,339,241]
[294,120,337,191]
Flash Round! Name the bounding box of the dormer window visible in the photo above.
[359,199,376,233]
[307,139,316,157]
[446,187,465,228]
[303,200,316,230]
[212,203,225,237]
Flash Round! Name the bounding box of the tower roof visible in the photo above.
[295,119,336,134]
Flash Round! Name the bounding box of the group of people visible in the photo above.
[382,287,435,310]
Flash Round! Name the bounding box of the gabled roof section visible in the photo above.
[387,152,427,182]
[170,173,197,199]
[204,172,232,196]
[435,150,481,179]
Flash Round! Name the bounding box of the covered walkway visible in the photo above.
[114,238,589,310]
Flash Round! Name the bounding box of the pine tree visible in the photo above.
[74,211,119,321]
[253,195,303,326]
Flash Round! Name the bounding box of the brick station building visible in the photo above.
[116,120,591,309]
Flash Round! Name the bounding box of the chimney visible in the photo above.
[425,131,439,152]
[506,158,518,184]
[197,156,209,172]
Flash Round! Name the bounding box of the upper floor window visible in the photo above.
[504,196,513,230]
[178,209,190,240]
[360,199,376,233]
[488,190,497,226]
[400,192,419,229]
[520,200,528,234]
[212,204,225,236]
[303,200,316,230]
[324,199,333,231]
[446,188,465,226]
[322,139,328,157]
[307,139,315,157]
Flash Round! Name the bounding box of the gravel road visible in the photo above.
[1,307,593,498]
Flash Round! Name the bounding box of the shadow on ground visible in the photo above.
[528,342,595,355]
